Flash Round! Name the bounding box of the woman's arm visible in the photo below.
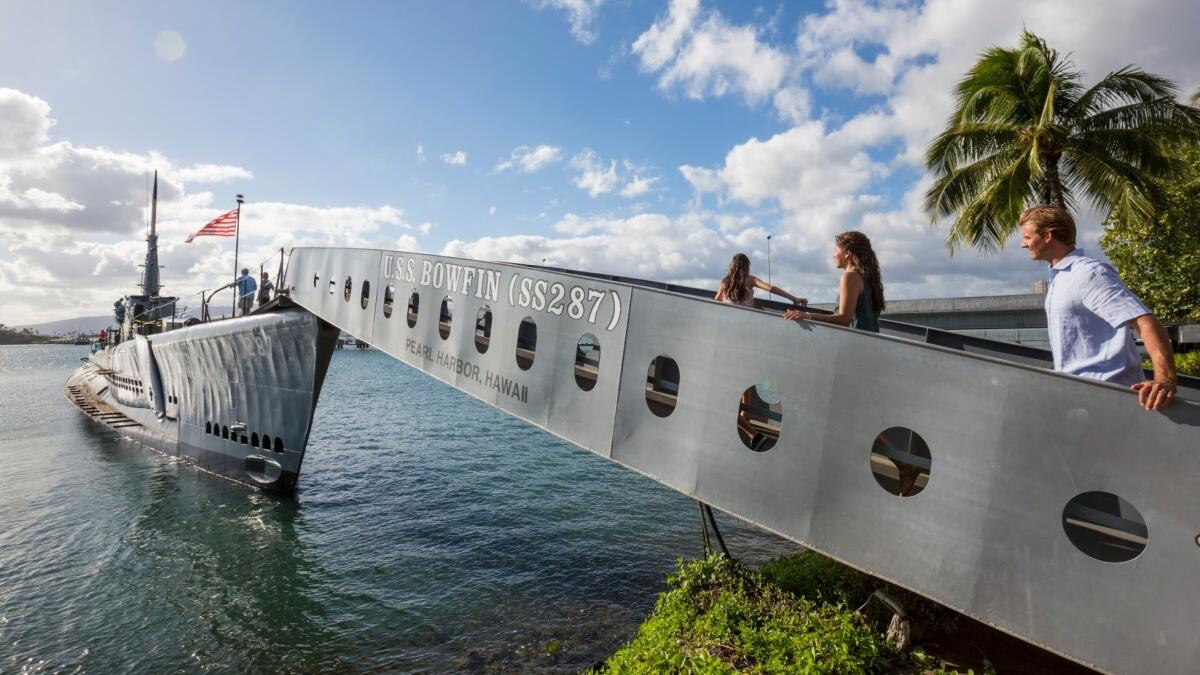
[749,275,807,305]
[782,271,860,325]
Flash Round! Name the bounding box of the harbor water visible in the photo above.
[0,345,795,672]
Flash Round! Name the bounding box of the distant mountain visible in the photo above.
[12,315,113,336]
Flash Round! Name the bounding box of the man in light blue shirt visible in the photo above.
[1019,205,1177,410]
[235,268,257,316]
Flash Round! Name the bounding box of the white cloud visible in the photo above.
[678,164,723,195]
[0,176,84,212]
[569,151,661,199]
[528,0,606,44]
[631,0,701,71]
[440,150,467,166]
[570,150,619,197]
[0,88,424,324]
[772,86,811,124]
[619,173,659,198]
[445,211,732,280]
[632,0,791,103]
[489,205,496,215]
[494,144,563,173]
[0,89,53,158]
[173,163,253,183]
[415,144,426,163]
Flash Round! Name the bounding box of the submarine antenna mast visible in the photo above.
[142,171,161,298]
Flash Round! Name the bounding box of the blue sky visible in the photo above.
[3,2,795,232]
[2,0,1198,323]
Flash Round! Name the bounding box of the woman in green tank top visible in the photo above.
[782,231,884,332]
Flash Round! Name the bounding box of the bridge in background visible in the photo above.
[814,287,1200,352]
[282,247,1200,675]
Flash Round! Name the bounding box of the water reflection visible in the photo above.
[125,468,341,671]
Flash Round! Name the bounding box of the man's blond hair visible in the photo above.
[1019,205,1076,245]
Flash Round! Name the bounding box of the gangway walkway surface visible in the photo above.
[284,247,1200,674]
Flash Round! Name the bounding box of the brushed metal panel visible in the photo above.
[286,246,1200,674]
[290,249,632,458]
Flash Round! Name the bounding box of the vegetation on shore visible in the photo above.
[0,324,50,345]
[924,30,1200,252]
[1101,142,1200,325]
[595,552,974,674]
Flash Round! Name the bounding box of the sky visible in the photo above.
[1,0,1198,325]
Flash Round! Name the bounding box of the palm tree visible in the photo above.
[924,30,1200,252]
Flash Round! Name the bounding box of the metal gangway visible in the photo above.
[283,247,1200,674]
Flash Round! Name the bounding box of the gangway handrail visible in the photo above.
[509,260,1200,400]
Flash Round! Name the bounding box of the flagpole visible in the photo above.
[232,193,244,316]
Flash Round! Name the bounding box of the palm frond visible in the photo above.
[1077,98,1200,138]
[1069,127,1179,176]
[1068,67,1180,119]
[925,148,1025,220]
[943,153,1038,253]
[924,122,1022,170]
[1064,143,1165,223]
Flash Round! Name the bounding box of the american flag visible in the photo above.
[184,208,239,243]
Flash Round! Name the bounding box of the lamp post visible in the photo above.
[231,193,244,317]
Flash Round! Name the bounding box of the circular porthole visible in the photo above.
[313,273,319,287]
[515,317,537,370]
[870,427,931,497]
[382,285,395,318]
[645,356,679,417]
[360,280,371,310]
[475,306,492,354]
[737,384,781,452]
[439,297,453,340]
[343,276,352,302]
[1062,491,1148,563]
[575,334,601,391]
[406,290,420,328]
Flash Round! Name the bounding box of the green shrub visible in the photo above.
[761,551,960,642]
[758,550,875,607]
[1143,350,1200,378]
[1176,351,1200,377]
[597,555,892,674]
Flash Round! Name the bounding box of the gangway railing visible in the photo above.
[282,247,1200,674]
[521,262,1200,395]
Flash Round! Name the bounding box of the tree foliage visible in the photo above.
[0,324,48,345]
[925,30,1200,253]
[1100,142,1200,323]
